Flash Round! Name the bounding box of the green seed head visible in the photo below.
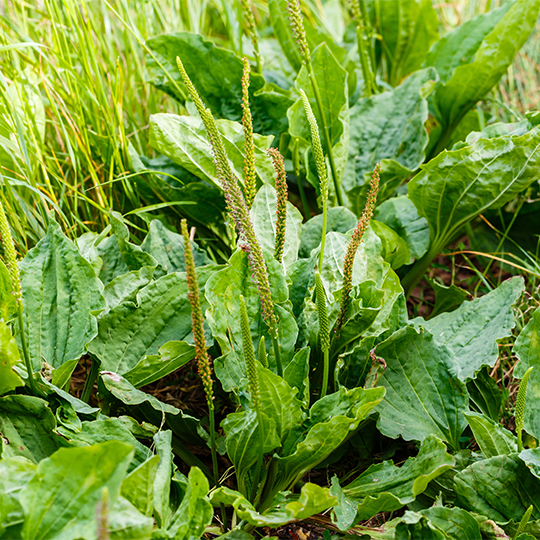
[0,199,21,305]
[242,58,257,209]
[315,272,330,353]
[257,335,268,368]
[300,89,328,205]
[267,147,288,264]
[240,295,260,409]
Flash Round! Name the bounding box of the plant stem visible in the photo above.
[401,244,441,298]
[81,356,99,403]
[272,334,283,377]
[209,403,219,485]
[320,348,330,398]
[17,303,37,395]
[249,407,265,502]
[307,67,344,206]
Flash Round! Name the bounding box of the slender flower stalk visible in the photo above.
[242,59,257,209]
[258,335,268,368]
[350,0,376,96]
[315,272,330,398]
[181,219,219,485]
[0,198,36,394]
[287,0,344,205]
[301,90,328,270]
[240,295,264,501]
[241,0,263,73]
[516,366,533,452]
[267,148,287,264]
[335,164,380,335]
[177,57,283,377]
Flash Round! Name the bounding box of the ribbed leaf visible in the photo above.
[20,219,105,369]
[375,326,468,450]
[418,277,524,381]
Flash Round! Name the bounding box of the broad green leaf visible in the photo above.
[418,277,524,381]
[0,457,36,535]
[108,496,153,540]
[467,367,503,421]
[344,68,437,211]
[206,249,297,389]
[375,325,469,450]
[153,430,173,527]
[514,308,540,440]
[140,219,212,275]
[258,365,305,444]
[427,278,469,319]
[110,212,157,272]
[409,124,540,267]
[419,507,483,540]
[519,448,540,480]
[98,373,203,446]
[371,220,411,270]
[288,43,349,186]
[165,467,213,540]
[283,347,311,408]
[222,410,280,493]
[128,145,227,237]
[149,114,275,188]
[101,266,155,314]
[122,340,195,388]
[332,435,454,529]
[57,417,152,470]
[250,184,303,271]
[88,266,216,375]
[0,260,16,321]
[121,455,160,516]
[275,387,385,490]
[19,441,134,539]
[268,0,303,72]
[146,32,293,137]
[373,196,430,262]
[464,412,517,458]
[424,0,540,135]
[299,207,357,259]
[0,395,65,462]
[375,0,439,86]
[515,306,540,379]
[454,453,540,522]
[0,322,23,395]
[210,483,336,527]
[20,219,105,369]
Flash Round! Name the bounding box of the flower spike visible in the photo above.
[267,147,288,264]
[242,59,257,209]
[287,0,310,65]
[335,164,380,335]
[181,219,213,402]
[241,0,263,73]
[0,199,21,305]
[301,89,328,269]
